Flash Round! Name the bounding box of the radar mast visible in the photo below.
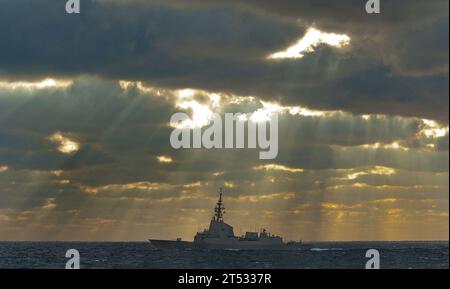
[213,188,225,222]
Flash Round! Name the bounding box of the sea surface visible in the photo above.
[0,241,447,269]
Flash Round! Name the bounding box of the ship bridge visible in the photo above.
[195,189,236,240]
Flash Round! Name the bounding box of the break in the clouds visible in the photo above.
[0,0,448,241]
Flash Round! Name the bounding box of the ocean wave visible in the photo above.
[310,248,344,252]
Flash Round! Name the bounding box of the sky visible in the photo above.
[0,0,448,241]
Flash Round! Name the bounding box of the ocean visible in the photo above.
[0,241,447,269]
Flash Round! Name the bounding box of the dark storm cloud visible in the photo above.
[164,0,449,75]
[0,0,448,122]
[0,0,300,77]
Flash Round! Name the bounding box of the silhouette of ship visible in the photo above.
[149,189,305,250]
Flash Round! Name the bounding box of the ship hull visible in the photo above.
[149,239,193,250]
[149,239,308,250]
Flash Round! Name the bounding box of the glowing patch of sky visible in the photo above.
[267,27,350,59]
[48,132,80,154]
[253,164,304,173]
[419,119,449,138]
[0,78,72,90]
[156,155,174,163]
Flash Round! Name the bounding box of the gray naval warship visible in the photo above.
[149,189,305,250]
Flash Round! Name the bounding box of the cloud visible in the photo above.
[267,27,350,59]
[42,198,57,210]
[48,131,80,154]
[156,155,174,163]
[0,0,448,122]
[253,164,304,173]
[0,76,447,177]
[198,0,449,75]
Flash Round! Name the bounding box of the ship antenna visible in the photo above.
[213,188,225,222]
